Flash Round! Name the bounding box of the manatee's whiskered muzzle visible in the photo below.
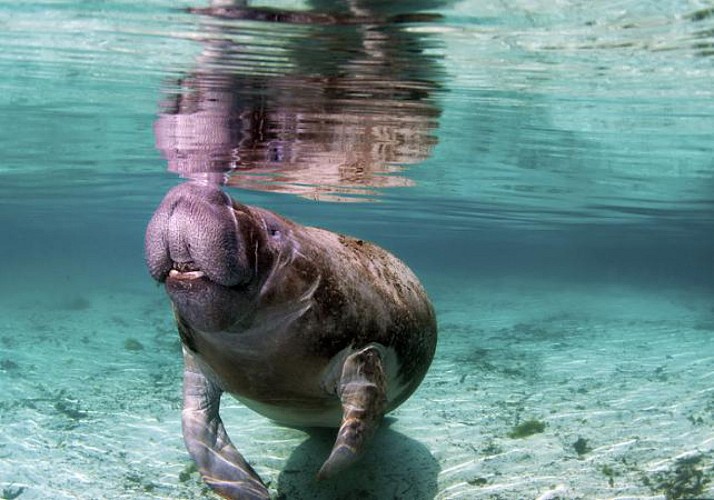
[145,182,253,288]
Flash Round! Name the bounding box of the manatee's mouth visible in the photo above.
[168,269,206,281]
[164,260,246,333]
[168,262,206,281]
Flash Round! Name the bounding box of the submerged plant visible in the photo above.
[53,391,88,421]
[650,454,711,500]
[124,338,145,351]
[508,419,546,439]
[573,437,592,457]
[0,359,19,371]
[600,464,618,487]
[1,486,25,500]
[178,462,198,483]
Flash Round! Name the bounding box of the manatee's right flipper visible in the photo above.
[181,348,269,500]
[318,343,387,480]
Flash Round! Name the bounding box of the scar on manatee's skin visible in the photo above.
[145,181,437,500]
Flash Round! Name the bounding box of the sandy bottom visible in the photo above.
[0,275,712,499]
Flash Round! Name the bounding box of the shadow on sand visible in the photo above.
[275,420,439,500]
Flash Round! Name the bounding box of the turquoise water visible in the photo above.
[1,1,713,499]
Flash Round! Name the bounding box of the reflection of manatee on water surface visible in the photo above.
[153,0,444,200]
[145,182,438,499]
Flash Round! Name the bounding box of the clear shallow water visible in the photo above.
[1,1,713,499]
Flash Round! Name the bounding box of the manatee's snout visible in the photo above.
[145,182,251,288]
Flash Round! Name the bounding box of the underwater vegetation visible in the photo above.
[572,437,592,457]
[686,6,714,22]
[0,387,88,428]
[53,398,88,422]
[454,344,542,381]
[508,419,546,439]
[0,359,19,371]
[645,454,712,500]
[1,486,25,500]
[123,338,145,351]
[178,462,199,483]
[600,464,619,488]
[123,471,159,495]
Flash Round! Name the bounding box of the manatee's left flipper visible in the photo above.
[318,343,387,480]
[181,348,270,500]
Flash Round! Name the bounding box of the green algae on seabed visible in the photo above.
[508,419,546,439]
[124,338,145,351]
[573,437,592,457]
[1,486,25,500]
[600,464,619,488]
[646,454,712,500]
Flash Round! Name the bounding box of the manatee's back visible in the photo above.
[292,225,437,412]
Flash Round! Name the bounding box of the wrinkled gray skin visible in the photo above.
[145,182,437,499]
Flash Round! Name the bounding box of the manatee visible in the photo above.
[145,181,437,499]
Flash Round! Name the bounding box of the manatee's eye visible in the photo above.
[268,142,285,162]
[269,227,281,238]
